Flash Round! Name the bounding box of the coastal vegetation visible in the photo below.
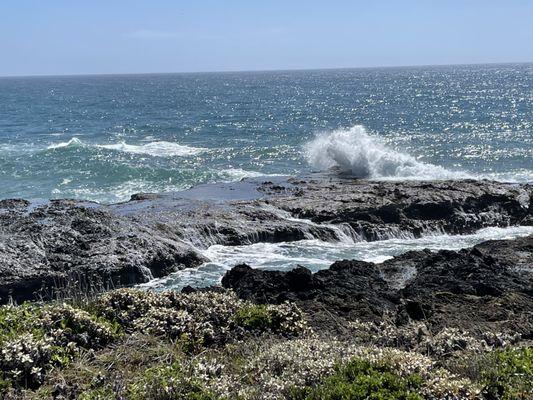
[0,288,530,400]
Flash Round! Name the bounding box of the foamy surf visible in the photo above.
[47,137,85,149]
[305,125,471,180]
[48,138,207,157]
[143,225,533,291]
[219,168,285,181]
[99,141,207,157]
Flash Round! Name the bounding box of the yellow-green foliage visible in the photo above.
[291,358,423,400]
[482,347,533,400]
[234,304,272,331]
[234,302,308,336]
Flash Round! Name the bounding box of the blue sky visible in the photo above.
[1,0,532,76]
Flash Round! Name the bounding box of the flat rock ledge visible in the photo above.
[0,176,531,303]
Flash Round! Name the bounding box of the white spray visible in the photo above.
[305,125,469,180]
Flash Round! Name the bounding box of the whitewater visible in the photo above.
[305,125,472,180]
[47,137,208,157]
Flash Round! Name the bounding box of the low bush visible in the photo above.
[91,289,308,346]
[234,302,308,336]
[39,304,119,348]
[0,289,309,393]
[193,336,479,400]
[481,347,532,400]
[0,303,119,390]
[291,358,423,400]
[126,362,216,400]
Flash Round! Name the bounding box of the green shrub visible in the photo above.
[90,289,172,328]
[0,290,308,393]
[234,304,273,331]
[291,358,423,400]
[0,303,119,390]
[0,305,45,344]
[78,386,118,400]
[126,362,216,400]
[94,289,307,345]
[482,347,532,400]
[40,304,120,348]
[234,302,307,336]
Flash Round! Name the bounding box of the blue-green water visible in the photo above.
[1,64,532,203]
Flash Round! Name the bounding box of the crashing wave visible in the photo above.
[47,138,207,157]
[47,137,85,149]
[305,125,470,180]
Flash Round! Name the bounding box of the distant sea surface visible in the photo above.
[1,63,532,203]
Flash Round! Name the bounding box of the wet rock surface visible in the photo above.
[222,234,533,337]
[0,199,205,303]
[0,176,531,302]
[267,178,533,239]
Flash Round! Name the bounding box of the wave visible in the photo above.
[305,125,470,180]
[47,137,85,149]
[219,168,284,181]
[47,138,207,157]
[99,141,207,157]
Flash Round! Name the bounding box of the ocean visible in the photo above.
[1,64,532,287]
[1,64,532,203]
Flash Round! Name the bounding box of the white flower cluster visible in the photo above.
[0,333,54,387]
[265,302,309,337]
[94,289,308,345]
[421,328,487,357]
[347,319,521,357]
[133,308,196,339]
[94,289,171,327]
[193,336,482,400]
[0,302,116,390]
[38,304,116,348]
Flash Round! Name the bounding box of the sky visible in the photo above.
[0,0,532,76]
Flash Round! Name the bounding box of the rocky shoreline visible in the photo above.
[1,176,531,303]
[1,176,532,399]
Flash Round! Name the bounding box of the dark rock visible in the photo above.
[1,176,531,303]
[222,234,533,336]
[0,200,205,303]
[287,266,313,291]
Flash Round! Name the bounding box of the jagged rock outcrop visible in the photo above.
[222,235,533,336]
[0,199,204,303]
[266,178,533,240]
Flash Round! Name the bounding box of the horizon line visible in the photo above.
[1,60,532,79]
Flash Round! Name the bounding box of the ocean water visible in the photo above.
[1,64,532,203]
[1,64,532,287]
[144,226,533,290]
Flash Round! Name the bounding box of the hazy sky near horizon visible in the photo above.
[1,0,532,76]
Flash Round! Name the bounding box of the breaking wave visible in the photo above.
[305,125,470,180]
[48,138,207,157]
[219,168,284,181]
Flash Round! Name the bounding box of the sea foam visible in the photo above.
[144,225,533,290]
[48,138,207,157]
[305,125,470,180]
